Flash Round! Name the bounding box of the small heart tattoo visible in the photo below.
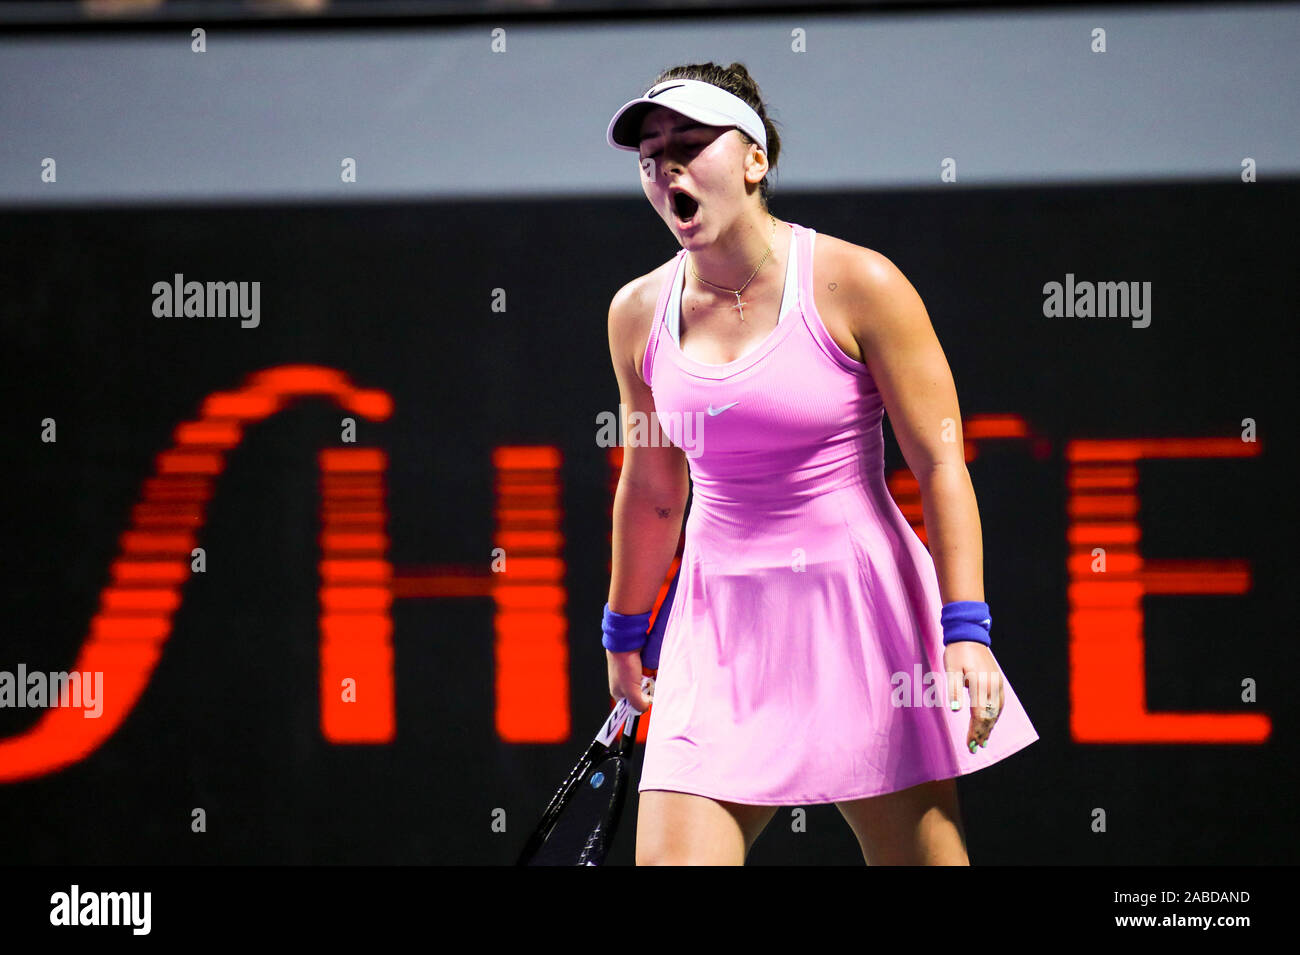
[828,282,838,291]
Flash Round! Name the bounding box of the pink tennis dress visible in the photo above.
[637,221,1039,805]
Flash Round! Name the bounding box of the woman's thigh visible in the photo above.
[835,778,969,865]
[636,789,778,865]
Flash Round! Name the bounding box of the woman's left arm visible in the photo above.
[838,248,982,605]
[838,248,1003,748]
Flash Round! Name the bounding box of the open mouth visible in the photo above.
[671,191,700,224]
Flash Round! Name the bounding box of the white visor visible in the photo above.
[606,78,767,154]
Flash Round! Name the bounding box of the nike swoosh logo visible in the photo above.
[647,83,684,98]
[707,402,739,416]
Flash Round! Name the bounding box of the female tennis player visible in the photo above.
[602,62,1039,865]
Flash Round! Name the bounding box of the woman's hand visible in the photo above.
[944,641,1004,753]
[607,648,655,713]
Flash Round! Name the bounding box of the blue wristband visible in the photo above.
[941,600,992,647]
[602,602,651,653]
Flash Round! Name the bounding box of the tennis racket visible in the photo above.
[515,562,681,866]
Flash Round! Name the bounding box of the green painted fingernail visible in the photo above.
[979,740,987,748]
[968,740,977,753]
[950,699,961,711]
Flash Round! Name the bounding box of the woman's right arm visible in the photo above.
[605,280,689,709]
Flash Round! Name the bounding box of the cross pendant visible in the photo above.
[732,292,748,321]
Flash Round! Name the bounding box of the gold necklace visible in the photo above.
[688,213,777,322]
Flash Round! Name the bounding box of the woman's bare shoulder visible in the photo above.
[810,231,912,316]
[811,230,897,282]
[808,230,917,364]
[611,257,677,323]
[609,257,679,387]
